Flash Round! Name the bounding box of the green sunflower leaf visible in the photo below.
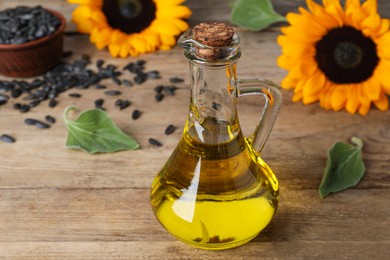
[319,137,366,198]
[64,106,139,153]
[230,0,286,31]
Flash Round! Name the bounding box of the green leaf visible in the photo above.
[319,137,366,198]
[63,106,139,153]
[230,0,286,31]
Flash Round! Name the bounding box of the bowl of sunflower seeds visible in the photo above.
[0,6,66,77]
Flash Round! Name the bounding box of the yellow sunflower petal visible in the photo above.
[345,87,360,114]
[108,44,121,57]
[281,74,299,89]
[363,78,381,100]
[157,6,192,19]
[154,0,186,7]
[68,0,102,7]
[150,19,182,36]
[374,61,390,94]
[119,43,129,58]
[303,69,326,97]
[159,33,176,47]
[331,86,348,111]
[324,0,346,25]
[319,82,334,110]
[128,35,148,54]
[362,0,377,16]
[277,55,297,70]
[292,92,303,102]
[373,91,389,111]
[72,5,93,19]
[358,102,371,115]
[76,19,95,33]
[306,0,339,28]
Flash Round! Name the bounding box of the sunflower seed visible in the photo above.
[115,99,123,107]
[19,104,30,113]
[148,138,162,147]
[68,93,81,98]
[95,84,107,89]
[49,98,58,108]
[165,124,176,135]
[123,79,133,87]
[94,98,105,109]
[163,86,177,96]
[13,103,21,110]
[11,88,22,98]
[28,100,40,108]
[24,118,51,129]
[132,109,141,120]
[169,77,184,83]
[0,100,7,106]
[112,77,122,86]
[45,115,56,124]
[62,50,73,58]
[119,100,131,110]
[96,59,105,68]
[0,134,16,143]
[155,92,164,102]
[154,85,164,93]
[104,90,122,96]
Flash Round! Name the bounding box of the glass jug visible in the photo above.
[150,23,282,250]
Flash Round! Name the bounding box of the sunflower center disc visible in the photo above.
[315,26,379,84]
[102,0,156,34]
[334,42,363,69]
[119,0,143,19]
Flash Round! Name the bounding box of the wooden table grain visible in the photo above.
[0,1,389,259]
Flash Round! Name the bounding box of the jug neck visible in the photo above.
[183,57,242,144]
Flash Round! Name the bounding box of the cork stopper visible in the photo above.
[192,22,235,59]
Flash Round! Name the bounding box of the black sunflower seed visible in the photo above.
[119,100,131,110]
[45,115,56,124]
[115,99,123,107]
[148,138,162,147]
[165,124,176,135]
[95,84,107,89]
[169,77,184,83]
[0,134,16,143]
[96,59,105,68]
[24,118,50,129]
[11,88,22,98]
[155,92,164,102]
[62,50,73,58]
[13,103,21,110]
[123,79,133,87]
[163,86,177,96]
[104,90,122,96]
[94,98,104,108]
[28,100,40,108]
[0,100,7,106]
[112,77,122,86]
[19,104,30,113]
[68,93,81,98]
[132,109,141,120]
[49,98,58,108]
[154,85,164,93]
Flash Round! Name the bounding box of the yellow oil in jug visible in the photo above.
[150,117,279,250]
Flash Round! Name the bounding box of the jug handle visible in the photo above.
[237,78,282,153]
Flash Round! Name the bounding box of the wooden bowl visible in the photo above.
[0,9,66,78]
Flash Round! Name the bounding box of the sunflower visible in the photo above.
[277,0,390,115]
[68,0,192,57]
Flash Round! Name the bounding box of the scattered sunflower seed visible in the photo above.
[149,138,162,147]
[0,134,16,143]
[169,77,184,83]
[94,98,104,108]
[155,92,164,102]
[24,118,50,129]
[95,84,107,89]
[49,98,58,108]
[165,124,176,135]
[45,115,56,124]
[132,109,142,120]
[62,50,73,58]
[69,93,82,98]
[123,79,133,87]
[19,104,30,113]
[104,90,122,96]
[119,100,131,110]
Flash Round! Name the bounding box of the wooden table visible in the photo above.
[1,1,389,259]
